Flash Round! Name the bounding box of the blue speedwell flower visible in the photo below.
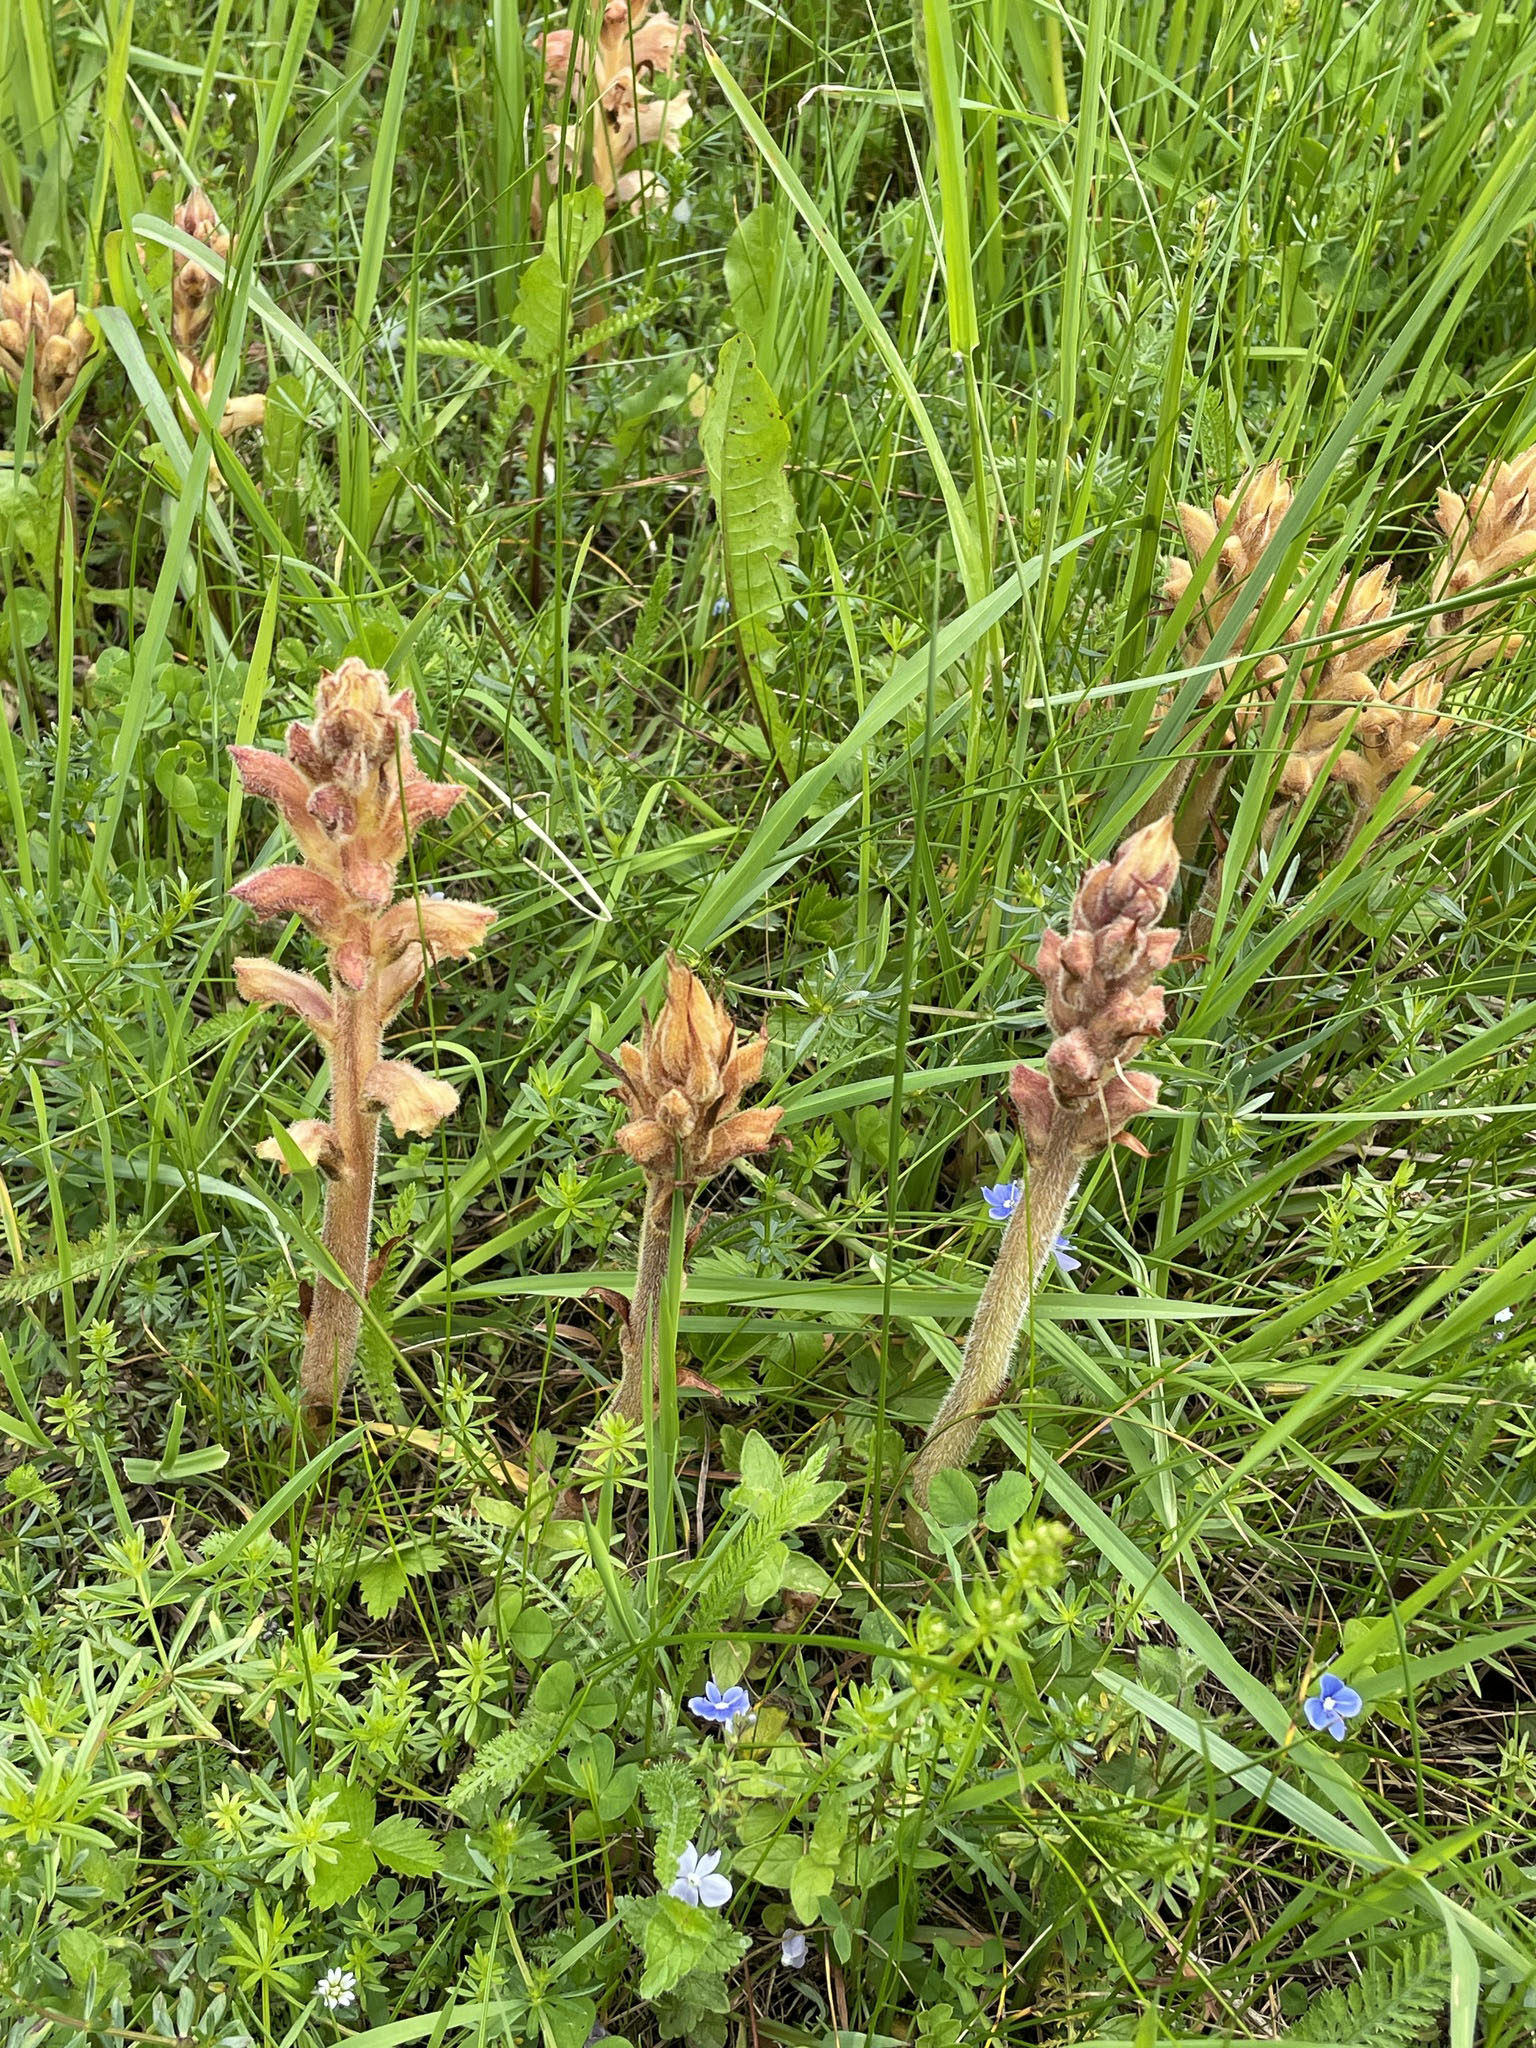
[1052,1232,1080,1275]
[781,1929,809,1969]
[1304,1670,1363,1740]
[982,1180,1023,1222]
[669,1842,732,1909]
[688,1678,751,1728]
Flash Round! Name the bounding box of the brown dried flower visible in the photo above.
[177,351,267,440]
[1162,465,1300,713]
[537,0,693,216]
[1429,444,1536,641]
[1274,564,1410,806]
[600,955,781,1186]
[0,260,94,425]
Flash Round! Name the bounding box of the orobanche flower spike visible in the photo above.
[167,187,267,451]
[0,260,94,425]
[910,819,1180,1524]
[537,0,693,218]
[229,658,496,1427]
[594,957,782,1423]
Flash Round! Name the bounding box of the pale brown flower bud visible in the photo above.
[600,957,782,1190]
[233,957,335,1039]
[1429,442,1536,639]
[257,1119,344,1178]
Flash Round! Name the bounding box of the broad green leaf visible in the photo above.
[926,1468,978,1532]
[308,1783,378,1909]
[983,1471,1033,1532]
[640,1892,721,1998]
[371,1814,442,1878]
[354,1539,444,1620]
[724,201,806,387]
[514,189,605,365]
[699,333,799,677]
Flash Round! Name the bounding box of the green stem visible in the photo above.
[911,1125,1081,1510]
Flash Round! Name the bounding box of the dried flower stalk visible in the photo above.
[229,658,496,1426]
[537,0,693,220]
[0,260,94,425]
[595,957,782,1422]
[911,820,1180,1515]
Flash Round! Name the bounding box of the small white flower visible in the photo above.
[317,1967,357,2013]
[668,1841,732,1909]
[781,1928,809,1968]
[1494,1305,1514,1339]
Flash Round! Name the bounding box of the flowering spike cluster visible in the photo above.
[1151,444,1536,875]
[168,188,266,445]
[0,261,94,425]
[1163,465,1299,707]
[910,823,1181,1527]
[1275,565,1410,806]
[1277,443,1536,832]
[1011,817,1181,1160]
[229,657,496,1424]
[172,188,230,352]
[593,958,780,1424]
[537,0,693,217]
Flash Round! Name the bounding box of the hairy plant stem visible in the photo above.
[299,976,382,1426]
[1131,753,1197,836]
[610,1170,687,1424]
[910,1126,1081,1509]
[1176,754,1231,858]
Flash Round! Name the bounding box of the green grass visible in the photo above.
[4,0,1536,2040]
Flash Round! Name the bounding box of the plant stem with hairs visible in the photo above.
[912,1134,1081,1499]
[594,957,784,1425]
[225,658,496,1428]
[911,817,1182,1521]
